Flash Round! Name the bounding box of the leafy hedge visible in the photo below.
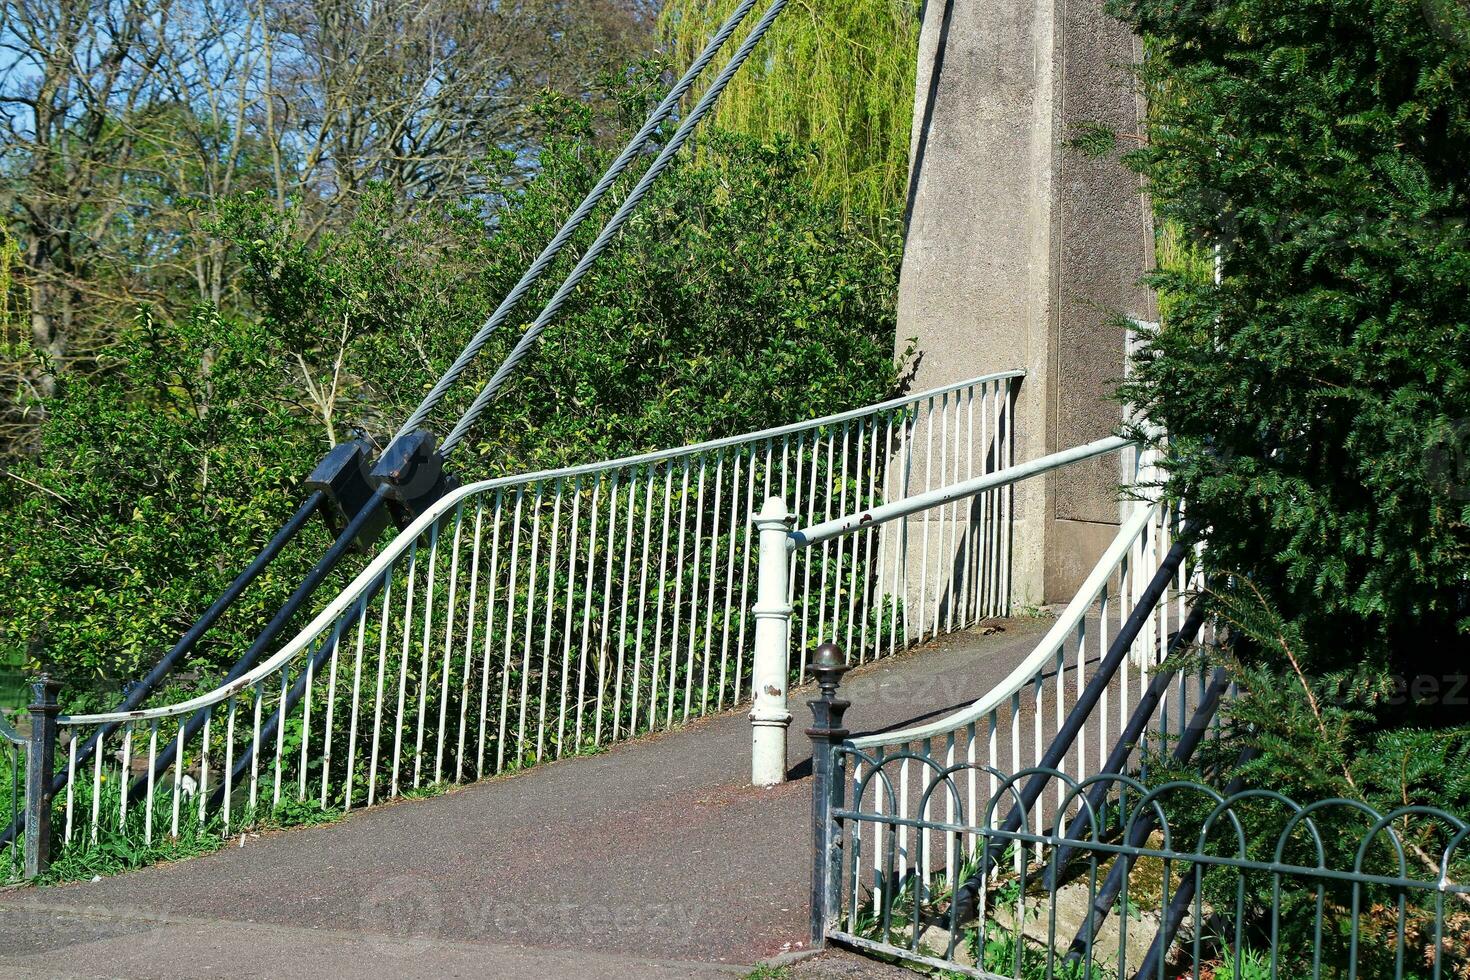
[1115,0,1470,808]
[0,87,902,692]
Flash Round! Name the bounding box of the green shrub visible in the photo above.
[0,84,902,697]
[0,306,326,688]
[1114,0,1470,802]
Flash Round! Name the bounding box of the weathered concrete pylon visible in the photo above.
[897,0,1155,605]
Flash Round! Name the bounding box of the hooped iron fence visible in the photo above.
[809,754,1470,979]
[10,370,1021,878]
[0,709,23,879]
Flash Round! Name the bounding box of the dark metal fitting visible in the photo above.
[809,642,850,699]
[806,643,851,741]
[306,438,389,549]
[369,429,460,529]
[28,674,61,715]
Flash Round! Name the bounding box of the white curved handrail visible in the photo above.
[846,499,1160,749]
[790,435,1130,549]
[61,368,1025,726]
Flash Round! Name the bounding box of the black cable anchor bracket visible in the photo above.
[305,437,389,548]
[368,429,459,529]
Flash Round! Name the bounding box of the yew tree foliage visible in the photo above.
[1115,0,1470,803]
[0,86,901,689]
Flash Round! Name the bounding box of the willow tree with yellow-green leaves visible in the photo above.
[659,0,919,224]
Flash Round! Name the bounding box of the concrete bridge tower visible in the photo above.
[898,0,1154,605]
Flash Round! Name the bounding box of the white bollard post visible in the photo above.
[750,496,793,787]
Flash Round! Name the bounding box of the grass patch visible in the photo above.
[38,796,342,885]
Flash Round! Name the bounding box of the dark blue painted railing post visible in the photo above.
[806,642,850,948]
[24,674,60,879]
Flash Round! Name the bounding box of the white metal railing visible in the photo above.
[47,370,1020,849]
[812,491,1222,975]
[752,434,1152,781]
[851,499,1187,879]
[787,474,1211,945]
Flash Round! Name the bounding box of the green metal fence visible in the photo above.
[0,708,23,882]
[818,760,1470,979]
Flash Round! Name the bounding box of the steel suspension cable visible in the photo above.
[392,0,766,443]
[439,0,792,455]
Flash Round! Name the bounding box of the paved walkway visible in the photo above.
[0,618,1052,979]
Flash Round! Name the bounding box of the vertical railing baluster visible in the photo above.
[789,436,805,611]
[594,472,621,746]
[942,390,959,636]
[683,457,708,721]
[831,421,851,659]
[881,414,898,657]
[476,491,505,776]
[535,481,564,763]
[221,698,236,835]
[143,720,158,847]
[842,420,861,656]
[296,648,313,804]
[963,383,977,625]
[318,624,342,802]
[918,395,935,642]
[340,598,368,809]
[390,547,419,798]
[90,720,104,844]
[496,487,526,772]
[413,522,441,788]
[455,501,486,782]
[977,383,991,620]
[570,476,599,752]
[556,478,583,758]
[516,483,546,767]
[198,712,210,829]
[271,665,287,809]
[858,415,879,662]
[119,721,132,834]
[800,432,821,665]
[435,505,467,784]
[366,569,394,806]
[1001,380,1015,613]
[250,677,265,817]
[612,468,638,741]
[1055,644,1066,812]
[666,460,691,729]
[734,449,756,702]
[65,731,77,846]
[816,426,836,663]
[649,464,675,731]
[626,471,654,735]
[700,452,724,715]
[170,726,182,838]
[717,450,743,711]
[763,437,774,502]
[574,477,603,751]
